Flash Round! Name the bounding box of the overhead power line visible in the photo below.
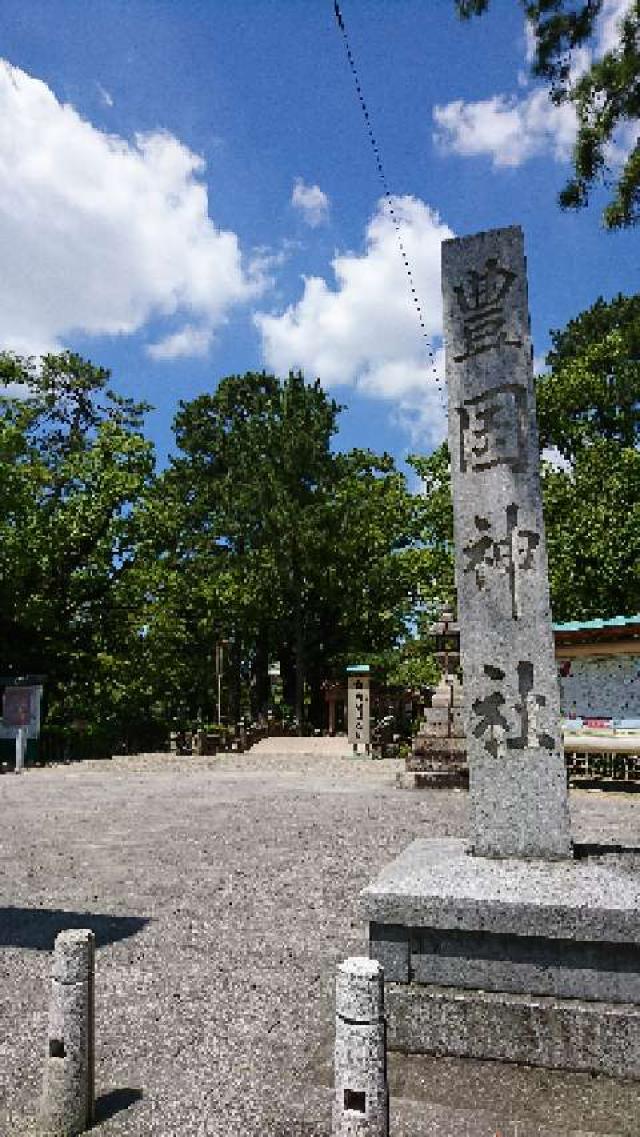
[332,0,446,412]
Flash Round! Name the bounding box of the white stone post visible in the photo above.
[333,957,388,1137]
[39,929,95,1137]
[15,726,27,772]
[347,669,371,756]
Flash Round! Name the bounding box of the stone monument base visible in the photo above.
[362,839,640,1079]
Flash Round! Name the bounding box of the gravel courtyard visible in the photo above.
[1,740,639,1136]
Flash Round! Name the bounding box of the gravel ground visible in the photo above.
[0,743,639,1137]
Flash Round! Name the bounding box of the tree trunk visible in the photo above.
[251,636,270,722]
[228,636,242,727]
[294,598,305,735]
[308,660,324,731]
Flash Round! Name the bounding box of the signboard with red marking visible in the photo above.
[1,685,42,738]
[3,687,32,727]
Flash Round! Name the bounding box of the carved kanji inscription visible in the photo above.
[457,383,528,474]
[463,504,540,619]
[453,257,522,362]
[471,661,555,759]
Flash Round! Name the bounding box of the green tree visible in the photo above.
[537,292,640,457]
[408,442,456,608]
[167,370,341,728]
[542,439,640,618]
[410,293,640,621]
[456,1,640,228]
[314,447,427,693]
[0,352,155,740]
[158,371,427,729]
[538,291,640,617]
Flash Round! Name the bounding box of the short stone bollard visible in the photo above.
[39,929,95,1137]
[333,957,388,1137]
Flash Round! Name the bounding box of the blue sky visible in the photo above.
[0,0,637,468]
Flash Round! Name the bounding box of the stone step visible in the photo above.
[248,735,352,758]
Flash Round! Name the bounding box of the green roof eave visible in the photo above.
[553,614,640,632]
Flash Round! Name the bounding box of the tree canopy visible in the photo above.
[1,289,637,747]
[0,363,426,742]
[0,354,154,729]
[456,1,640,228]
[412,290,640,622]
[157,372,425,728]
[537,291,640,457]
[538,291,640,618]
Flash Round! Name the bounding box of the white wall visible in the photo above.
[558,653,640,720]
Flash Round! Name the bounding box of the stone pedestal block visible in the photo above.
[384,984,640,1078]
[363,839,640,1078]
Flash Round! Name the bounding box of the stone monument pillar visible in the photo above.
[442,225,571,858]
[360,226,640,1079]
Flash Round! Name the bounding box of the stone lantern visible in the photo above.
[405,607,467,788]
[430,608,461,680]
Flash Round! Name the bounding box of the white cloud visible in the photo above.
[433,90,576,167]
[607,117,640,164]
[96,83,114,108]
[256,195,451,449]
[598,0,634,55]
[0,381,31,399]
[434,1,636,171]
[147,324,214,361]
[291,178,330,227]
[0,60,265,360]
[385,350,448,450]
[524,20,537,65]
[541,445,572,472]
